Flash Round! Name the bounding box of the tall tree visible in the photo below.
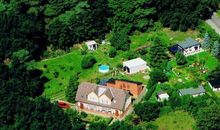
[154,0,219,31]
[66,73,79,103]
[196,104,220,130]
[149,37,169,68]
[134,102,161,121]
[175,52,187,65]
[211,41,220,56]
[110,28,130,51]
[108,0,155,32]
[202,32,211,50]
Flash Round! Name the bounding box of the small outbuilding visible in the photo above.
[85,40,98,51]
[179,86,206,97]
[123,57,148,74]
[208,79,220,91]
[157,91,169,102]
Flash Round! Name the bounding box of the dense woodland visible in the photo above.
[0,0,220,129]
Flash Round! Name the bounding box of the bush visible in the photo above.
[126,51,137,60]
[81,56,97,69]
[175,52,187,65]
[138,48,148,55]
[69,66,74,70]
[43,64,47,68]
[145,84,156,100]
[53,72,59,78]
[116,63,123,69]
[108,47,117,58]
[81,49,87,55]
[80,112,88,118]
[134,101,161,121]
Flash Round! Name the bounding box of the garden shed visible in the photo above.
[85,40,98,51]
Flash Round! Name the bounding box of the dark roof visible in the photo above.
[75,83,130,110]
[157,90,167,95]
[177,38,200,49]
[179,86,206,96]
[107,78,142,85]
[99,78,110,86]
[209,79,220,88]
[169,44,179,54]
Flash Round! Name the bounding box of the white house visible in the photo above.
[177,38,202,56]
[179,86,206,97]
[75,83,131,117]
[85,40,98,51]
[123,57,149,74]
[208,79,220,91]
[157,91,169,101]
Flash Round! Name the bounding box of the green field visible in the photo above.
[130,28,199,50]
[33,28,200,99]
[82,114,113,124]
[154,111,196,130]
[34,44,149,99]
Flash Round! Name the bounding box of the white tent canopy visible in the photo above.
[123,58,148,74]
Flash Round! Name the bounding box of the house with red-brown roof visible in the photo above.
[106,79,143,98]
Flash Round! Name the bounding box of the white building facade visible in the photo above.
[123,57,149,74]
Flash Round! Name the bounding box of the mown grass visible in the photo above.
[154,110,196,130]
[217,10,220,18]
[82,114,113,124]
[34,44,149,98]
[33,28,200,99]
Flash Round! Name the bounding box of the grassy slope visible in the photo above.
[154,111,196,130]
[34,28,200,99]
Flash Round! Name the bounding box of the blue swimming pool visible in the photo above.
[99,65,110,73]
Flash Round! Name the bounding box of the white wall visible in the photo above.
[124,96,131,109]
[88,92,99,102]
[129,64,147,74]
[183,45,201,56]
[99,95,111,105]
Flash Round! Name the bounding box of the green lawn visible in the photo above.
[166,51,219,89]
[82,114,112,124]
[196,51,219,71]
[33,28,200,99]
[34,44,149,99]
[130,28,199,50]
[154,110,196,130]
[217,10,220,18]
[215,92,220,98]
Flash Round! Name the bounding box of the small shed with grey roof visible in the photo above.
[179,86,206,97]
[123,57,148,74]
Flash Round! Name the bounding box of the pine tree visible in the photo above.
[202,32,210,50]
[211,41,220,56]
[175,52,187,65]
[66,73,79,103]
[149,37,169,68]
